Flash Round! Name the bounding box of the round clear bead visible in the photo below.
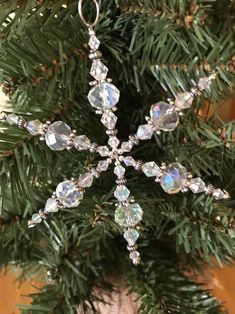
[115,203,143,227]
[56,180,83,208]
[45,121,71,151]
[160,162,187,194]
[150,102,179,131]
[88,82,120,110]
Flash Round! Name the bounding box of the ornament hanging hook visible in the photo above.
[78,0,100,28]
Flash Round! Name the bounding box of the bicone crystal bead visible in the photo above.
[45,198,58,213]
[150,102,179,131]
[160,162,187,194]
[189,178,206,193]
[97,146,110,157]
[88,35,100,50]
[90,60,108,81]
[78,172,94,188]
[73,135,91,151]
[124,229,139,246]
[175,92,194,110]
[31,213,42,224]
[136,124,153,140]
[213,188,224,200]
[6,114,18,125]
[88,82,120,110]
[26,119,43,135]
[198,77,213,91]
[115,203,143,227]
[123,156,136,167]
[142,161,161,177]
[56,180,83,208]
[108,136,120,148]
[45,121,71,151]
[114,185,130,201]
[97,160,109,172]
[114,165,125,177]
[121,141,133,152]
[101,111,117,129]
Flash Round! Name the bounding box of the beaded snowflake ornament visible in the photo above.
[1,0,229,265]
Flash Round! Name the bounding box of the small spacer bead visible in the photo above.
[0,111,7,120]
[129,135,139,146]
[134,160,143,171]
[89,80,98,86]
[39,209,47,220]
[89,50,102,60]
[107,78,112,83]
[91,168,100,178]
[39,136,45,141]
[205,184,214,195]
[17,117,27,129]
[127,245,137,252]
[116,178,127,185]
[89,143,98,153]
[106,129,118,136]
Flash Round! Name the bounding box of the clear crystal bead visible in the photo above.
[129,251,140,260]
[101,111,117,129]
[90,60,108,81]
[121,141,133,152]
[31,213,42,224]
[73,135,91,151]
[136,124,153,140]
[142,161,161,177]
[123,156,136,167]
[56,180,83,208]
[78,172,94,188]
[114,165,125,177]
[160,162,187,194]
[26,119,43,135]
[174,92,194,110]
[97,146,110,157]
[124,229,139,246]
[189,178,205,193]
[115,203,143,227]
[198,77,212,91]
[88,82,120,110]
[108,136,120,148]
[6,114,18,125]
[213,189,224,200]
[97,160,109,172]
[45,121,71,151]
[114,185,130,201]
[45,198,58,213]
[150,102,179,131]
[88,35,100,50]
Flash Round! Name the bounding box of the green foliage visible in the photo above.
[0,0,234,313]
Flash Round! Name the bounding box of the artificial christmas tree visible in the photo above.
[0,0,234,313]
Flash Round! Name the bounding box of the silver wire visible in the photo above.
[78,0,100,28]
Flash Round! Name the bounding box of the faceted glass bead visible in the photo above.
[213,189,224,200]
[26,119,43,135]
[150,102,179,131]
[174,92,194,110]
[198,77,212,91]
[114,185,130,201]
[88,82,120,110]
[189,178,205,193]
[97,146,110,157]
[45,198,58,213]
[108,136,119,148]
[97,160,109,172]
[114,165,125,177]
[90,60,108,81]
[124,229,139,246]
[136,124,153,140]
[56,180,83,208]
[160,162,187,194]
[6,114,18,125]
[88,35,100,50]
[31,213,42,224]
[78,172,94,188]
[45,121,71,151]
[115,203,143,227]
[73,135,91,151]
[142,161,161,177]
[121,141,133,152]
[101,111,117,129]
[129,251,140,260]
[123,156,136,167]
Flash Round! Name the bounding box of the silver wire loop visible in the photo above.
[78,0,100,28]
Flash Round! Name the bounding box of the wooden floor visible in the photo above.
[0,266,235,314]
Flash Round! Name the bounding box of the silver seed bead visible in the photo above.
[0,111,7,120]
[116,178,127,185]
[205,184,214,195]
[39,136,45,141]
[134,160,143,171]
[46,121,51,125]
[89,51,102,60]
[89,80,98,86]
[39,209,47,220]
[95,109,103,115]
[18,117,27,128]
[91,168,100,178]
[106,129,118,136]
[127,245,137,252]
[88,28,95,36]
[107,78,113,83]
[89,143,98,153]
